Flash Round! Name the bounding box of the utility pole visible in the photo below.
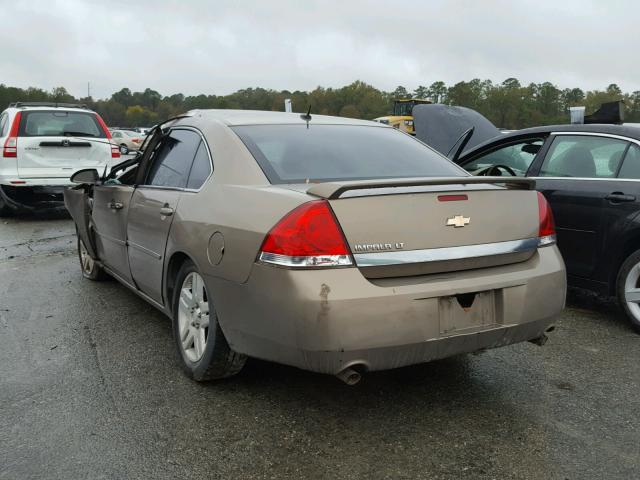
[87,82,91,99]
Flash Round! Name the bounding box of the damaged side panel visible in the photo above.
[64,186,98,259]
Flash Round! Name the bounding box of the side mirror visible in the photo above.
[70,168,100,184]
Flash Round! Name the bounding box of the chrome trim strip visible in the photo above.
[353,238,539,267]
[259,252,353,268]
[95,230,126,246]
[530,176,640,182]
[551,131,640,146]
[128,240,162,260]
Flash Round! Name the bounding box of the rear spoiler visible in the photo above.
[307,176,535,199]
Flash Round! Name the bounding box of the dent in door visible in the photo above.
[127,188,181,303]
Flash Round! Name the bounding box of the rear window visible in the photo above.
[232,124,465,184]
[18,111,105,138]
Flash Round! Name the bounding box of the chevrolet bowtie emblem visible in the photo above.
[446,215,470,228]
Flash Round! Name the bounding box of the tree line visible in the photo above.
[1,79,639,129]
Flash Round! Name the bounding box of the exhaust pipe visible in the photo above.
[336,367,362,386]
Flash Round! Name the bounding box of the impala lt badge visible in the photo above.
[446,215,470,228]
[353,242,405,252]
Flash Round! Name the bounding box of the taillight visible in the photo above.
[258,200,353,268]
[2,112,22,158]
[95,113,120,159]
[537,192,556,246]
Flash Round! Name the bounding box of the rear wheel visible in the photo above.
[616,249,640,333]
[0,194,13,217]
[172,260,246,381]
[78,237,107,280]
[119,144,129,154]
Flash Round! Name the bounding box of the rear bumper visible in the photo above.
[0,184,66,211]
[209,246,566,375]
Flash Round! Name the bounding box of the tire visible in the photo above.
[77,236,107,281]
[0,194,14,217]
[616,249,640,333]
[119,144,129,154]
[172,260,246,381]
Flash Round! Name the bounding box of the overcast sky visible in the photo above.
[0,0,636,99]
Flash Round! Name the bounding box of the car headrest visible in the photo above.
[556,145,596,177]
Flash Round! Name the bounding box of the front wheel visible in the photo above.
[616,249,640,333]
[172,261,246,381]
[119,144,129,154]
[78,237,107,280]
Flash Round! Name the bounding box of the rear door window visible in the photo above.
[539,135,629,178]
[145,129,201,188]
[186,141,212,189]
[232,124,464,184]
[617,144,640,179]
[18,111,105,138]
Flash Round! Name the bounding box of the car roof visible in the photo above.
[463,123,640,159]
[186,109,384,127]
[5,105,94,114]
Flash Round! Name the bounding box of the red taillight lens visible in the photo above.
[537,192,556,246]
[3,112,22,158]
[259,200,353,267]
[94,114,120,158]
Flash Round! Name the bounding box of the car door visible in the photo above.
[126,128,202,303]
[91,183,136,284]
[530,133,632,282]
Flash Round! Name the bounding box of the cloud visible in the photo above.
[0,0,636,99]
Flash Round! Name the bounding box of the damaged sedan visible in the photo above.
[64,110,565,384]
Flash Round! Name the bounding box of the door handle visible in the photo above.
[606,192,636,203]
[160,206,174,216]
[107,201,123,210]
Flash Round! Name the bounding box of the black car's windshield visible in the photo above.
[232,124,465,184]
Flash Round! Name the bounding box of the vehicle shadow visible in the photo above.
[566,286,631,329]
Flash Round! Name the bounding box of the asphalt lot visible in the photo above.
[1,214,639,480]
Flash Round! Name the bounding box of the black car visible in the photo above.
[458,125,640,331]
[415,105,640,332]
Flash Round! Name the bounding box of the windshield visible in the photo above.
[393,101,415,116]
[232,124,465,184]
[18,111,104,137]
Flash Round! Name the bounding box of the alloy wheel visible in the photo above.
[79,239,95,275]
[623,261,640,321]
[177,272,210,363]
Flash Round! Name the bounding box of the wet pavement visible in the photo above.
[1,214,639,479]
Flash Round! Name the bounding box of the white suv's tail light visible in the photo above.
[95,114,120,159]
[258,200,353,268]
[537,192,556,247]
[2,112,22,158]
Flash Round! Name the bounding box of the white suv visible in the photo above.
[0,102,119,215]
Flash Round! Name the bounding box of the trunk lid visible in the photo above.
[307,177,540,278]
[16,110,111,179]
